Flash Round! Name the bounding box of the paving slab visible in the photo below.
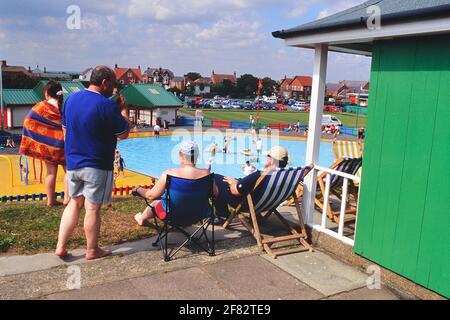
[129,267,237,300]
[201,256,324,300]
[326,286,402,300]
[43,279,148,300]
[0,238,159,277]
[263,251,367,296]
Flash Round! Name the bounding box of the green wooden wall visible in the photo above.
[354,35,450,298]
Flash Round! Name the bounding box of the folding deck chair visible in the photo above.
[288,158,362,224]
[315,157,362,224]
[332,140,363,180]
[223,166,314,258]
[134,174,216,262]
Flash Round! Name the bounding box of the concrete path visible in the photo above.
[40,254,402,300]
[0,207,408,300]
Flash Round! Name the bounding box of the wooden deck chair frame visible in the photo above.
[288,158,360,224]
[222,167,314,259]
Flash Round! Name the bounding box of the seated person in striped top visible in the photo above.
[213,146,289,223]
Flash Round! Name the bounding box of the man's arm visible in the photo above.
[116,95,131,140]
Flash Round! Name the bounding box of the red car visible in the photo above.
[276,104,287,111]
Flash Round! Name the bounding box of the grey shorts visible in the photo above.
[67,168,114,205]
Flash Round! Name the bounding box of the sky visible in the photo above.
[0,0,371,82]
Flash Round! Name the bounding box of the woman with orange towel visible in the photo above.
[19,81,69,207]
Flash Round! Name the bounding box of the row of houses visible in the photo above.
[279,74,369,104]
[1,60,77,81]
[1,81,183,129]
[79,65,237,94]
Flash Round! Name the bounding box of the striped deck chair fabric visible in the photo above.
[252,167,311,214]
[328,157,363,188]
[332,140,363,179]
[223,166,313,258]
[315,157,362,225]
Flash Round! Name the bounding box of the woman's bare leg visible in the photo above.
[134,202,158,226]
[45,162,58,207]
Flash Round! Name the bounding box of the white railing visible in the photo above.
[308,165,360,246]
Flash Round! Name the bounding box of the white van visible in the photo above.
[322,115,342,126]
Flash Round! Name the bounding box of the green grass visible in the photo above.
[181,109,367,128]
[0,197,155,255]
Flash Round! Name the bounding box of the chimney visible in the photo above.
[44,66,47,73]
[1,60,6,67]
[28,66,31,71]
[138,65,141,70]
[115,64,118,69]
[212,70,215,75]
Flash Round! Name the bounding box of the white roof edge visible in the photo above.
[285,17,450,55]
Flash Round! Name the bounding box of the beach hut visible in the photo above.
[273,0,450,298]
[1,80,85,128]
[119,83,183,127]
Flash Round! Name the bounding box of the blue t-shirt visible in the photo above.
[62,90,129,171]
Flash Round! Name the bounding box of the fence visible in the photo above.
[176,117,359,136]
[0,183,156,203]
[308,165,361,246]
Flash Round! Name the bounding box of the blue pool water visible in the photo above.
[117,133,335,178]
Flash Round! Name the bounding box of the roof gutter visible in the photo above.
[273,4,450,39]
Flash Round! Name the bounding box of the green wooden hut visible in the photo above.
[273,0,450,297]
[1,80,85,128]
[119,84,183,127]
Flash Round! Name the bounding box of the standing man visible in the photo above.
[55,66,131,260]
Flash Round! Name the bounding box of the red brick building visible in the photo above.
[279,76,294,98]
[114,65,143,86]
[169,76,186,91]
[211,70,237,85]
[279,75,312,100]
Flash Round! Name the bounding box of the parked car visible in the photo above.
[243,101,255,110]
[277,97,286,104]
[322,115,342,127]
[210,101,222,109]
[276,104,287,111]
[264,96,278,104]
[229,100,242,109]
[292,101,308,111]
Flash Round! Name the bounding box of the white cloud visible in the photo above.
[0,0,371,81]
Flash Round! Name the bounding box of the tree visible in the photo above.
[261,77,279,96]
[211,79,236,97]
[184,72,201,82]
[236,74,259,98]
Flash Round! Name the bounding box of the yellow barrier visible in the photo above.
[0,155,14,187]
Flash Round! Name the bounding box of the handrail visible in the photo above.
[314,165,360,183]
[309,163,361,246]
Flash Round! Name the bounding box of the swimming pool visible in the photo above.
[117,133,335,178]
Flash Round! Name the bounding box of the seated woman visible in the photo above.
[213,146,289,220]
[133,141,218,226]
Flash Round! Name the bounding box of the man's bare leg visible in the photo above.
[55,196,84,257]
[84,199,111,260]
